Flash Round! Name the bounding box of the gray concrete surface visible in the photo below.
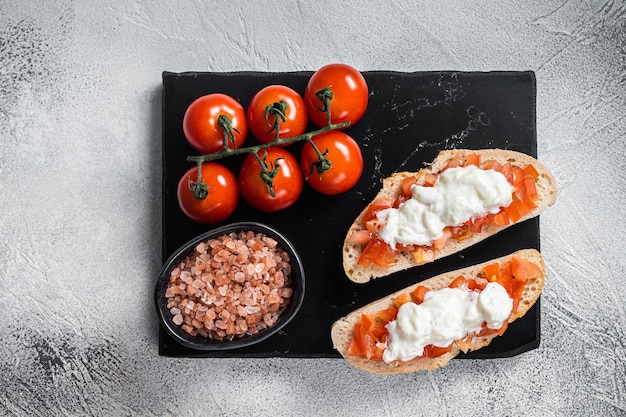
[1,0,625,416]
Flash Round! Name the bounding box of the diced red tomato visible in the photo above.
[441,157,463,172]
[411,247,434,264]
[512,196,538,218]
[482,262,501,282]
[500,162,514,184]
[362,197,394,221]
[449,275,469,289]
[423,173,437,187]
[360,313,386,338]
[514,180,527,202]
[353,322,377,360]
[511,256,543,282]
[432,229,453,251]
[494,263,513,295]
[348,230,371,245]
[358,238,396,267]
[423,344,453,358]
[413,285,429,304]
[512,165,527,183]
[481,159,502,172]
[510,279,526,314]
[393,292,413,308]
[401,176,418,197]
[474,277,488,291]
[450,225,473,241]
[504,202,521,224]
[523,176,538,198]
[376,308,398,323]
[463,153,481,167]
[347,336,361,356]
[365,219,384,235]
[523,163,539,179]
[478,320,510,337]
[492,211,510,226]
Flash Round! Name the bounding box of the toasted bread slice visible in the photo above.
[331,249,545,374]
[343,149,557,283]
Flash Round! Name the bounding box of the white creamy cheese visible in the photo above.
[382,282,513,363]
[376,165,513,248]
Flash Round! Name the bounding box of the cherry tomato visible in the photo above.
[239,147,303,212]
[177,163,239,224]
[300,131,363,195]
[247,85,308,145]
[183,93,248,154]
[304,63,369,128]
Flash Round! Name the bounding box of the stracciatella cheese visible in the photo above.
[382,282,513,363]
[376,165,513,248]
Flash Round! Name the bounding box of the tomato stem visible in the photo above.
[304,138,332,180]
[251,151,283,198]
[265,100,288,141]
[217,114,240,150]
[315,87,334,127]
[188,160,210,199]
[187,120,349,164]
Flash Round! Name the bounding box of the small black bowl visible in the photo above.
[154,222,305,351]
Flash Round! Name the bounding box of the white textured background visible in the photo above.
[1,1,625,416]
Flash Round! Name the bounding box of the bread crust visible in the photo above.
[331,249,545,374]
[342,149,558,283]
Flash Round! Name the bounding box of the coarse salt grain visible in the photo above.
[165,231,294,341]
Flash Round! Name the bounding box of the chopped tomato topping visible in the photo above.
[512,165,527,183]
[449,275,469,288]
[523,176,538,199]
[348,230,371,245]
[422,344,453,358]
[504,202,522,224]
[492,211,510,226]
[510,279,526,314]
[401,176,418,197]
[412,285,429,304]
[511,255,542,282]
[482,262,501,282]
[365,219,384,235]
[362,197,394,222]
[462,153,481,167]
[352,323,377,359]
[441,156,463,172]
[512,196,538,218]
[411,247,434,264]
[523,163,539,179]
[393,292,414,308]
[423,173,437,187]
[358,238,395,267]
[432,228,453,251]
[481,159,503,172]
[500,162,514,184]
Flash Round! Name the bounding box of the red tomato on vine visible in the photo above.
[177,163,239,224]
[247,85,308,145]
[301,131,363,195]
[238,147,303,213]
[183,93,248,154]
[304,63,369,128]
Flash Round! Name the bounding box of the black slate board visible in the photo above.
[160,70,540,358]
